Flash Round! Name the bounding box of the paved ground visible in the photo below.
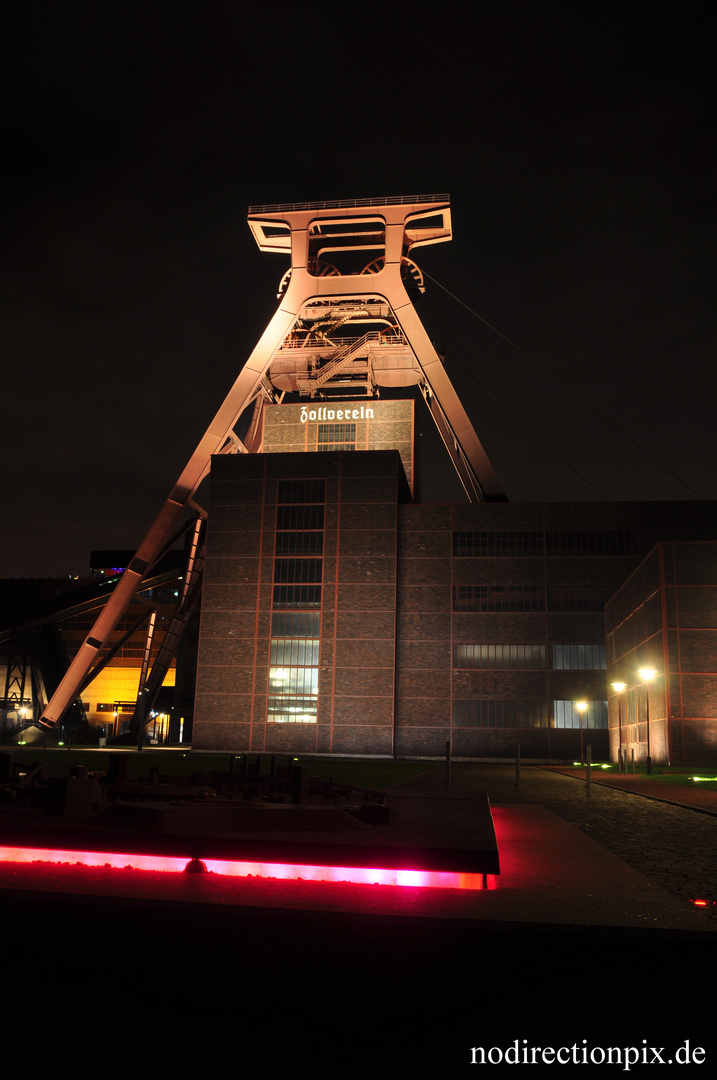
[539,767,717,918]
[397,763,717,923]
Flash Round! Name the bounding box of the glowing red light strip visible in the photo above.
[0,846,487,889]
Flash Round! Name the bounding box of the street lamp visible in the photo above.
[637,668,657,775]
[611,682,627,773]
[575,700,588,763]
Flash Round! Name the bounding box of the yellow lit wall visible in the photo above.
[83,665,175,731]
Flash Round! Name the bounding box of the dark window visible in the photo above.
[275,531,324,555]
[546,531,638,557]
[551,644,606,670]
[277,479,326,504]
[273,559,323,584]
[453,531,545,557]
[453,585,545,612]
[453,700,549,728]
[452,529,638,557]
[271,612,321,637]
[276,505,325,531]
[547,586,612,612]
[272,585,323,609]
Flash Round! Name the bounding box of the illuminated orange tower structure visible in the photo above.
[40,195,504,732]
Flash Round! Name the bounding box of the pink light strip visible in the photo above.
[0,845,487,889]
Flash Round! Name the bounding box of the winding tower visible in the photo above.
[39,194,504,734]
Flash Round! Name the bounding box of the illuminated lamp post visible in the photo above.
[611,682,627,773]
[637,668,657,775]
[575,700,588,763]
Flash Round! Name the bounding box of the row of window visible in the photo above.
[269,479,325,722]
[270,581,612,615]
[453,584,613,612]
[453,530,638,558]
[453,699,608,729]
[268,526,636,557]
[453,643,606,670]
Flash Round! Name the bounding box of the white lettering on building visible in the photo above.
[300,406,374,424]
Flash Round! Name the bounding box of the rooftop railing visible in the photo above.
[248,194,450,214]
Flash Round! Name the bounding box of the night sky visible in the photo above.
[2,2,715,578]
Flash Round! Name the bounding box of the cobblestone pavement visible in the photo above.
[447,764,717,923]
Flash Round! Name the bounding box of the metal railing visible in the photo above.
[248,194,449,215]
[277,330,407,352]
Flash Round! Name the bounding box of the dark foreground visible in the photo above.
[3,763,716,1068]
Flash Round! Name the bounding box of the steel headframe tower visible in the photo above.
[39,194,504,731]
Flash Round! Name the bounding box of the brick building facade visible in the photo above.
[192,441,717,761]
[606,542,717,767]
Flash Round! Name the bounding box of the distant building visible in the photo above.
[1,552,182,742]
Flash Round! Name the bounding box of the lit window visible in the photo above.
[552,700,608,729]
[453,644,546,669]
[268,482,325,721]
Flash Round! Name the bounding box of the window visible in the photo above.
[552,700,608,729]
[273,559,323,584]
[547,586,613,612]
[268,626,320,723]
[453,585,545,612]
[277,479,325,504]
[273,556,323,608]
[275,531,324,556]
[453,699,608,729]
[546,531,638,557]
[453,584,613,613]
[451,529,638,557]
[269,482,325,721]
[453,700,549,728]
[272,585,322,609]
[276,505,325,531]
[318,423,356,452]
[551,644,606,670]
[453,531,544,557]
[454,644,546,669]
